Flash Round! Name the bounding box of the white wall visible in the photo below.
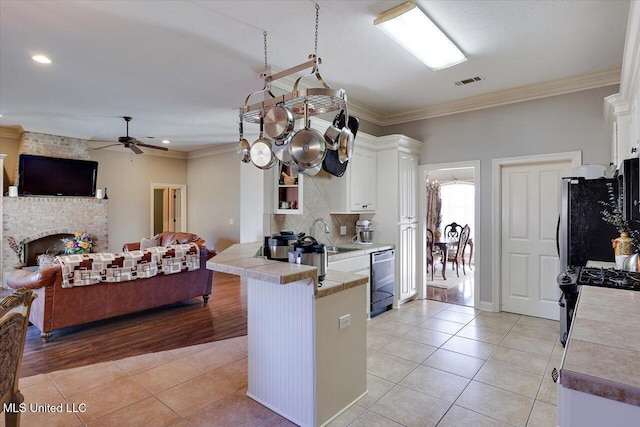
[385,85,619,304]
[187,149,241,252]
[89,149,188,252]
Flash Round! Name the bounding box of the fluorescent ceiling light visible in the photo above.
[374,2,466,70]
[32,55,52,64]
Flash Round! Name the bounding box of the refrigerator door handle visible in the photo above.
[556,216,560,258]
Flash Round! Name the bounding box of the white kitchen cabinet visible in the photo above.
[329,254,371,317]
[330,141,377,214]
[399,223,417,301]
[399,153,418,223]
[374,135,422,304]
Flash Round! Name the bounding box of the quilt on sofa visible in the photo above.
[56,243,200,288]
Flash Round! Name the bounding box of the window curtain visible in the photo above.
[426,181,442,234]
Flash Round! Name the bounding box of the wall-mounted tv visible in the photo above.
[18,154,98,197]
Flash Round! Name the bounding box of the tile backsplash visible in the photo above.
[266,170,359,246]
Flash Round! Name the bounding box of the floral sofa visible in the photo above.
[6,232,215,342]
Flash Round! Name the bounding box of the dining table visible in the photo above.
[433,237,473,280]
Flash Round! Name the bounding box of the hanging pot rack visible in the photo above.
[240,54,347,124]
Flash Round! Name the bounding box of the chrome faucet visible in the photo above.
[311,217,330,237]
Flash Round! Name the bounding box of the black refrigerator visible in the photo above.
[559,177,620,272]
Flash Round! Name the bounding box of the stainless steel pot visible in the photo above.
[298,162,322,176]
[622,253,640,271]
[250,117,276,170]
[272,135,292,163]
[264,105,295,140]
[288,236,327,281]
[288,102,326,169]
[268,231,304,261]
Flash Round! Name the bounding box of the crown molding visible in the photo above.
[381,68,622,125]
[0,125,23,139]
[188,143,236,159]
[373,134,422,153]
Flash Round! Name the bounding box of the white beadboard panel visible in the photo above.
[247,278,316,427]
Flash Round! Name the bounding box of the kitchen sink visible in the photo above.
[325,246,362,254]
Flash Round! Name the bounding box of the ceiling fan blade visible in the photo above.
[92,143,121,150]
[134,141,169,151]
[129,144,144,154]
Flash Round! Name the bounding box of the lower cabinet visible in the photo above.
[399,223,417,302]
[328,254,371,317]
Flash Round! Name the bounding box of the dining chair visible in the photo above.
[1,289,37,427]
[446,224,471,277]
[426,228,442,281]
[443,222,463,259]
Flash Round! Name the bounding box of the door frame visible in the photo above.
[150,183,187,236]
[491,151,581,312]
[419,160,480,308]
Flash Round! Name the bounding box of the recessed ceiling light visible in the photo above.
[32,55,52,64]
[162,140,170,144]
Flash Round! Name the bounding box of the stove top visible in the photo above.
[558,266,640,291]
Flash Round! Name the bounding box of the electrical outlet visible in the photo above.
[229,218,234,225]
[339,314,351,329]
[340,225,347,235]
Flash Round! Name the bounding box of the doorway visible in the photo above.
[150,183,187,236]
[419,161,480,308]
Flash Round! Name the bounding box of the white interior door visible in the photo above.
[501,160,572,319]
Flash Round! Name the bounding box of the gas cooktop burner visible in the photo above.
[573,267,640,290]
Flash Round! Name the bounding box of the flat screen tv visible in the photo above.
[18,154,98,197]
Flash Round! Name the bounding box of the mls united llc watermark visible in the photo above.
[3,402,87,413]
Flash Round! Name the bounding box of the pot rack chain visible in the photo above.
[314,3,319,57]
[240,2,346,124]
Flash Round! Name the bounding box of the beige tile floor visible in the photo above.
[4,299,561,427]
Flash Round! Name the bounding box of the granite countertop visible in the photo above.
[206,242,393,299]
[560,286,640,406]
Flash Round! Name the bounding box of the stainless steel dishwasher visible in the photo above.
[370,249,395,317]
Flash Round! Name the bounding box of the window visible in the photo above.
[440,182,474,231]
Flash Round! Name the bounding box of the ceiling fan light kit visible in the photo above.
[374,1,467,71]
[237,4,353,173]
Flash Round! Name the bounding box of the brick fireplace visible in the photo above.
[1,131,108,286]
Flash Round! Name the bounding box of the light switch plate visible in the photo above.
[339,314,351,329]
[340,225,347,235]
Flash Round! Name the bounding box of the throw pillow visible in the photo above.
[164,239,177,247]
[37,254,61,270]
[140,236,160,250]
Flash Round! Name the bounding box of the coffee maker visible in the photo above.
[353,220,374,244]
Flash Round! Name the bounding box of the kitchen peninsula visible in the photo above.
[558,285,640,426]
[207,242,386,426]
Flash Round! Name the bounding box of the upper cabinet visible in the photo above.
[330,133,378,214]
[604,2,640,170]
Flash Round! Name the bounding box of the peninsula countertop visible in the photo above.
[206,242,393,298]
[560,285,640,406]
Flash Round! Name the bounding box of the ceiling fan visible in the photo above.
[96,116,169,154]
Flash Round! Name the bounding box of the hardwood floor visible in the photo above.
[16,272,247,378]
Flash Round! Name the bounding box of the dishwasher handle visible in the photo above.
[372,249,395,263]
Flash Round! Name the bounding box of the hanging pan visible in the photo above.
[322,109,360,177]
[264,104,295,140]
[236,120,251,163]
[288,101,326,169]
[250,116,276,170]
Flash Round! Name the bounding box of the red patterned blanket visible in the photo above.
[56,243,200,288]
